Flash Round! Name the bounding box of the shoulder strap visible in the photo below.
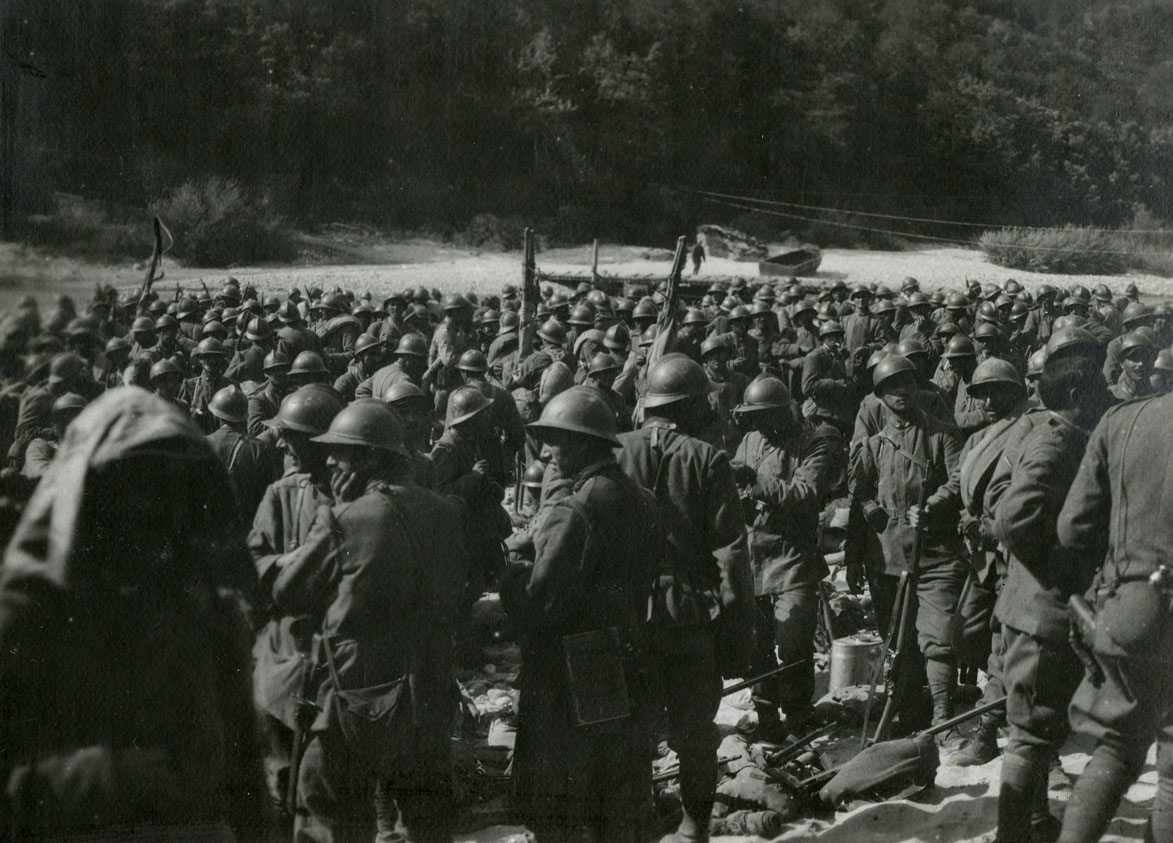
[226,435,247,474]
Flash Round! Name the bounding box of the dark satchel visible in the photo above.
[322,637,417,773]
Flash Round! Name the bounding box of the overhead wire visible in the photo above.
[697,195,1173,257]
[687,187,1173,236]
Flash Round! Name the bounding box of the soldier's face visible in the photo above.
[878,373,918,414]
[540,430,588,476]
[703,354,727,379]
[1122,354,1150,380]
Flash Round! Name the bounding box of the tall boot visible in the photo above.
[925,658,960,748]
[996,752,1041,843]
[666,754,716,843]
[1056,748,1136,843]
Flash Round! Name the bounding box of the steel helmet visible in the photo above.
[131,316,156,334]
[320,292,347,313]
[700,335,732,358]
[586,290,609,308]
[728,305,752,322]
[750,301,774,318]
[815,302,836,321]
[208,385,248,423]
[548,292,570,312]
[202,320,227,339]
[47,353,85,386]
[643,355,717,408]
[894,338,927,359]
[819,320,845,338]
[603,323,630,351]
[1154,348,1173,374]
[479,308,500,326]
[245,317,273,342]
[866,348,889,372]
[387,333,424,358]
[1092,283,1112,302]
[527,385,621,446]
[872,355,919,391]
[974,321,1002,340]
[872,299,896,315]
[105,336,131,355]
[1121,330,1156,357]
[66,317,96,338]
[1026,347,1047,379]
[352,301,374,318]
[753,286,776,302]
[1016,290,1034,305]
[312,401,408,453]
[572,328,604,358]
[1005,279,1023,295]
[1062,295,1087,311]
[568,304,596,327]
[970,358,1025,392]
[446,384,494,426]
[539,319,568,345]
[177,297,200,318]
[1036,284,1057,299]
[735,377,792,412]
[353,334,385,357]
[616,297,637,315]
[383,381,428,405]
[937,321,960,338]
[942,336,977,358]
[278,302,301,323]
[1045,326,1097,361]
[194,337,226,358]
[792,299,817,319]
[263,350,291,372]
[975,301,999,324]
[51,392,87,416]
[498,311,520,334]
[993,294,1014,311]
[945,292,968,310]
[1121,302,1153,327]
[456,349,489,373]
[683,308,709,326]
[289,351,328,376]
[718,295,740,313]
[1009,301,1030,321]
[632,298,659,321]
[522,461,546,489]
[586,351,621,376]
[849,284,871,300]
[638,325,658,347]
[148,358,182,381]
[906,292,930,309]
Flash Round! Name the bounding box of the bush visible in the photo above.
[9,193,144,260]
[150,177,296,267]
[980,226,1128,274]
[455,213,527,251]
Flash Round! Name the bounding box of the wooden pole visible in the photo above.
[591,238,599,288]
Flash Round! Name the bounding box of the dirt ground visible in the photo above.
[2,239,1171,312]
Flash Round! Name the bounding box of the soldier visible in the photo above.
[732,377,831,739]
[849,354,966,736]
[128,315,161,363]
[333,334,386,403]
[802,321,854,429]
[1102,303,1153,385]
[616,356,754,843]
[582,351,632,431]
[277,301,325,360]
[0,387,265,839]
[1108,330,1158,401]
[226,317,278,385]
[425,294,475,397]
[990,353,1111,843]
[9,352,91,470]
[315,292,363,375]
[698,335,749,455]
[206,384,273,515]
[456,349,525,483]
[180,337,236,434]
[148,358,190,414]
[288,351,334,391]
[250,385,344,822]
[383,381,437,488]
[1151,349,1173,394]
[356,332,428,400]
[273,401,469,843]
[247,351,291,438]
[947,358,1038,766]
[502,387,659,843]
[20,392,85,480]
[431,384,509,595]
[1054,378,1173,843]
[100,336,131,389]
[725,306,760,378]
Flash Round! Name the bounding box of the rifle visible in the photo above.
[513,451,525,514]
[137,216,166,309]
[286,653,318,817]
[720,658,807,697]
[517,228,538,366]
[872,480,930,743]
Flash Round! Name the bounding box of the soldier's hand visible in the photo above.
[864,506,890,534]
[908,503,929,530]
[331,468,362,502]
[472,459,490,477]
[846,562,866,595]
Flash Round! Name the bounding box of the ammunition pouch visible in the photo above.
[562,624,646,732]
[1093,580,1172,659]
[647,573,719,628]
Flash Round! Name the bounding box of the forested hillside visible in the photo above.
[3,0,1172,247]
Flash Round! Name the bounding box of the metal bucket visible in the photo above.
[828,635,884,693]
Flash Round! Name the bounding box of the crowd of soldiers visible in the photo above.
[0,269,1170,843]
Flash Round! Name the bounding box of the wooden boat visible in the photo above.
[758,245,822,277]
